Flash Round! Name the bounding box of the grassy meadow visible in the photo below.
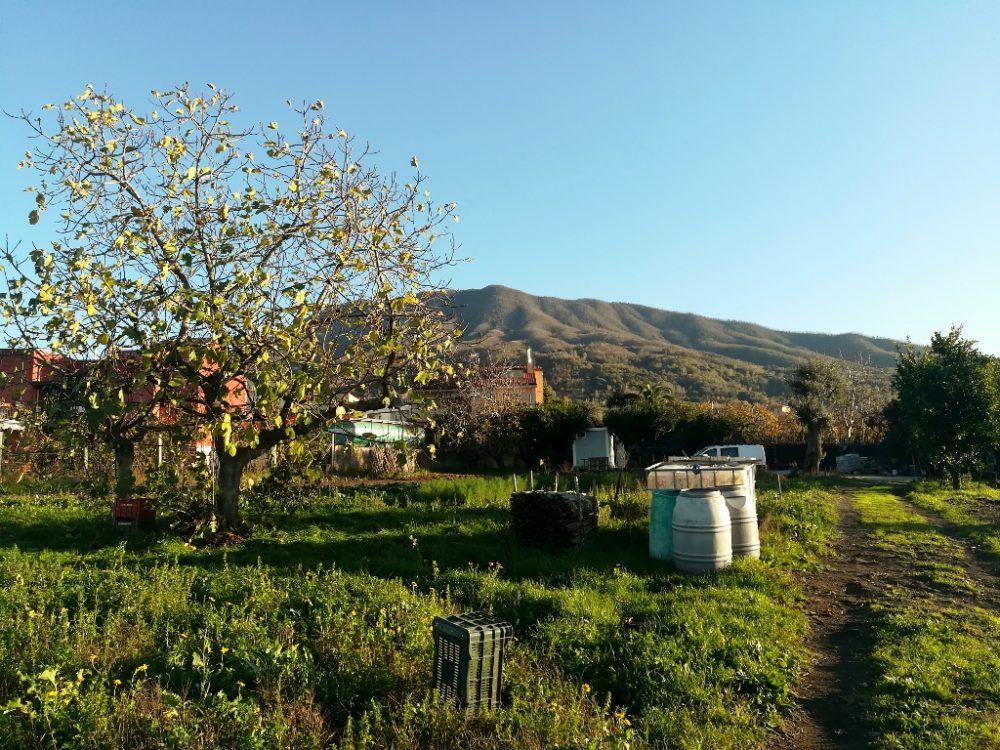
[853,485,1000,750]
[0,473,837,749]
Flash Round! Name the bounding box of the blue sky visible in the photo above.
[2,1,998,353]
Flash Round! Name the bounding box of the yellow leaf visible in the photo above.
[268,121,279,130]
[113,236,125,249]
[186,167,195,180]
[288,180,298,193]
[86,304,97,316]
[410,156,419,168]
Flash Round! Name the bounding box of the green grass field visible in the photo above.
[853,486,1000,750]
[0,475,836,749]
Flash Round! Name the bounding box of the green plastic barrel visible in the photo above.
[649,489,680,560]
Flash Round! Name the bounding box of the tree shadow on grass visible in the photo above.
[0,497,674,587]
[0,515,161,555]
[177,514,659,584]
[0,499,662,584]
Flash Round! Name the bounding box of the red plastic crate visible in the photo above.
[113,497,155,528]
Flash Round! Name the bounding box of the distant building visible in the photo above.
[424,357,545,410]
[0,348,78,408]
[329,406,425,446]
[497,361,545,407]
[0,348,249,456]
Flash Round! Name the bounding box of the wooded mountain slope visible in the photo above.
[446,285,900,402]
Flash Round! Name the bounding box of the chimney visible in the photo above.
[526,347,532,369]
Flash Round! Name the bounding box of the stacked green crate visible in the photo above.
[432,612,513,710]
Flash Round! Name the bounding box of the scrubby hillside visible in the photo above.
[446,285,899,401]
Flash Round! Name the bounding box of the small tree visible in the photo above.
[0,335,167,495]
[431,361,525,468]
[787,360,846,474]
[5,84,459,530]
[520,397,598,467]
[717,401,800,444]
[603,388,679,450]
[43,356,173,497]
[892,327,999,489]
[831,354,892,443]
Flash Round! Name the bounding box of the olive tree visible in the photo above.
[787,359,846,474]
[4,84,459,530]
[892,327,1000,489]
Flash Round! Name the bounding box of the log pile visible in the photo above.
[510,491,598,547]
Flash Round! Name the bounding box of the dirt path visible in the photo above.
[768,493,886,750]
[769,486,1000,750]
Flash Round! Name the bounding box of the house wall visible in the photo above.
[573,428,614,468]
[0,348,250,456]
[0,349,48,405]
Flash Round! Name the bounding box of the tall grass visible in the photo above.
[0,474,838,749]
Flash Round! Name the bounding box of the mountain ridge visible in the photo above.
[445,285,900,402]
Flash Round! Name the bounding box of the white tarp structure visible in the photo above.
[572,427,621,470]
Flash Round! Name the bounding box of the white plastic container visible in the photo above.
[718,485,761,560]
[672,488,733,573]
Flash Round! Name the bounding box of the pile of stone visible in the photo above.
[509,491,598,547]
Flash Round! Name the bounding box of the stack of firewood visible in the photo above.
[509,491,598,547]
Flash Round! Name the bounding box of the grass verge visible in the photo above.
[854,487,1000,749]
[907,481,1000,560]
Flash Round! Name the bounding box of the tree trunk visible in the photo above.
[216,450,250,533]
[113,440,137,498]
[804,423,823,475]
[949,466,962,490]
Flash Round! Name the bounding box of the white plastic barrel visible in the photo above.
[672,488,732,573]
[718,485,761,559]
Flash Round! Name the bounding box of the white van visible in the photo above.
[694,444,766,465]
